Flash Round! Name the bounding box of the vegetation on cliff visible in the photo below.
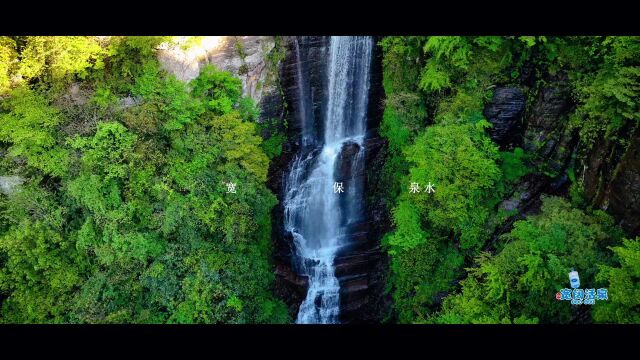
[379,36,639,324]
[0,36,289,323]
[0,35,638,324]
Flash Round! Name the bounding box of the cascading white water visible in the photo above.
[283,36,373,324]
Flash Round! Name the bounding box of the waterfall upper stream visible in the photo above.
[283,36,373,324]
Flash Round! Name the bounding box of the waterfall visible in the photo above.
[283,36,373,324]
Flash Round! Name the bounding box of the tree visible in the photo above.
[0,185,86,323]
[16,36,106,85]
[569,36,640,148]
[430,197,623,324]
[593,237,640,324]
[0,86,69,176]
[190,64,243,115]
[405,118,501,249]
[0,37,17,94]
[0,36,290,324]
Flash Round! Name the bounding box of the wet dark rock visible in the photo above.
[273,261,309,318]
[331,137,392,323]
[333,135,391,323]
[275,263,308,288]
[272,230,308,319]
[258,88,285,124]
[523,73,577,175]
[350,135,393,322]
[280,36,330,148]
[574,110,640,237]
[335,247,383,323]
[334,248,381,278]
[334,142,363,182]
[483,87,526,148]
[497,173,551,214]
[499,199,520,213]
[340,276,369,305]
[434,291,450,305]
[526,85,570,135]
[582,137,614,208]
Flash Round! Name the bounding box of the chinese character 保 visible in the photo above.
[560,288,573,301]
[333,182,344,194]
[225,182,237,194]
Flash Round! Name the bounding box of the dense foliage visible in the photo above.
[0,36,289,323]
[379,36,639,323]
[429,197,622,324]
[1,35,638,324]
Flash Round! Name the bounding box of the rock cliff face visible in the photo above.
[157,36,284,122]
[485,68,639,242]
[516,70,640,238]
[605,132,640,236]
[581,129,640,237]
[523,73,578,175]
[483,87,526,148]
[484,72,580,245]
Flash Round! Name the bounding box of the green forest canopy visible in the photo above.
[379,36,639,324]
[0,36,288,323]
[0,36,639,323]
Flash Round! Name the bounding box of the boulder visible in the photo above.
[334,141,363,182]
[483,87,525,147]
[604,134,640,236]
[119,96,141,109]
[0,175,24,195]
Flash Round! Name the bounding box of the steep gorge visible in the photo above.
[270,36,388,323]
[154,35,640,323]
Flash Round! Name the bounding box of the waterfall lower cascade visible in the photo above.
[283,36,373,324]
